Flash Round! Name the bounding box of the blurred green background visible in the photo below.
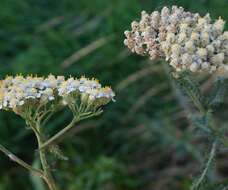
[0,0,227,189]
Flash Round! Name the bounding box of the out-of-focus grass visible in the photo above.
[0,0,227,189]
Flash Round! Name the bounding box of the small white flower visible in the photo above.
[214,17,225,33]
[0,75,115,112]
[197,48,207,59]
[211,53,225,65]
[202,62,210,70]
[190,62,199,72]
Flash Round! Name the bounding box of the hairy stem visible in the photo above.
[191,139,218,190]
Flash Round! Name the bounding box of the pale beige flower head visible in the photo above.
[124,6,228,73]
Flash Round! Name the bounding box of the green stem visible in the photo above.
[40,109,102,151]
[190,93,206,115]
[40,117,79,150]
[191,139,218,190]
[0,144,45,178]
[180,81,206,115]
[35,125,58,190]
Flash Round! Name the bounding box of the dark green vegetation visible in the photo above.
[0,0,227,189]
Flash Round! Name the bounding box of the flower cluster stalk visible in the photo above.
[124,5,227,189]
[0,74,115,190]
[34,122,58,190]
[175,72,224,189]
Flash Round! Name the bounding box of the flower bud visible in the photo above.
[214,17,225,33]
[190,62,199,72]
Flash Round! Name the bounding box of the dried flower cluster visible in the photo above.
[0,75,115,112]
[124,6,228,73]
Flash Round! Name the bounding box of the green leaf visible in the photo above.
[176,71,205,113]
[191,111,213,134]
[30,159,45,190]
[208,77,227,107]
[48,145,69,161]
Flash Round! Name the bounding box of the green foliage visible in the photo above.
[68,156,134,190]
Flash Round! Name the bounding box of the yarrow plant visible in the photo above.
[124,6,227,189]
[0,74,115,190]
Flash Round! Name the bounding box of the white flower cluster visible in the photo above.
[124,6,228,73]
[0,75,115,111]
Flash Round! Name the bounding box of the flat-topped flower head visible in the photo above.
[124,6,228,73]
[0,75,115,115]
[81,86,115,108]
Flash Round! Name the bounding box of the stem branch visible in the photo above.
[40,110,102,150]
[40,117,79,150]
[34,124,58,190]
[0,144,45,178]
[191,140,218,190]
